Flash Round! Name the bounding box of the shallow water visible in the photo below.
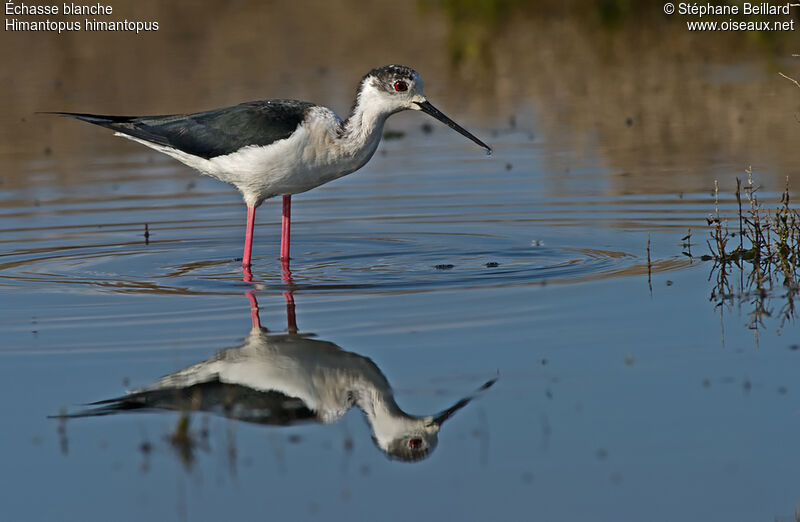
[3,122,799,521]
[3,3,800,521]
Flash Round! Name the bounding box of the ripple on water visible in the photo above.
[0,144,703,297]
[0,217,688,296]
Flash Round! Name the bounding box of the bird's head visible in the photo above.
[372,419,441,463]
[357,65,492,154]
[371,377,499,463]
[358,64,426,114]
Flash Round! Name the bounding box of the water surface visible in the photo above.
[2,3,800,521]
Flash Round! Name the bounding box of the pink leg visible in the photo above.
[246,289,262,330]
[281,257,297,333]
[280,195,291,262]
[284,289,297,333]
[243,205,256,268]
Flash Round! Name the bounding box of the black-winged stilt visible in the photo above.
[62,289,497,462]
[50,65,491,275]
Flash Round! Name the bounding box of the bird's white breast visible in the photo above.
[118,106,383,208]
[142,331,388,424]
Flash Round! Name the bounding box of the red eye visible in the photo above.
[394,80,408,92]
[408,438,423,449]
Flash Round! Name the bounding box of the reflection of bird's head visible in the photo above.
[374,422,441,463]
[370,377,498,463]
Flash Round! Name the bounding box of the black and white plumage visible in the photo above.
[51,65,491,272]
[58,100,316,161]
[64,327,497,462]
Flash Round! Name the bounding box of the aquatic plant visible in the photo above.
[701,170,800,340]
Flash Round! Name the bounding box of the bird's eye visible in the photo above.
[393,80,408,92]
[408,438,423,449]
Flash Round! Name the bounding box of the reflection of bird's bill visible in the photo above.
[429,377,498,427]
[415,100,492,155]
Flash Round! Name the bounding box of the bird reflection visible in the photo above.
[71,269,495,462]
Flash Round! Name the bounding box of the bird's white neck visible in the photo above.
[338,85,399,160]
[355,387,430,448]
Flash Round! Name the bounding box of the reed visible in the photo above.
[704,171,800,335]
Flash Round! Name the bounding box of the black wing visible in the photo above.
[59,379,318,426]
[49,99,316,159]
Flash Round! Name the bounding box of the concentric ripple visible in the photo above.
[0,140,706,296]
[0,207,691,296]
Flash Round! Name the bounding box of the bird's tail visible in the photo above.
[47,394,149,420]
[39,111,138,131]
[40,111,177,149]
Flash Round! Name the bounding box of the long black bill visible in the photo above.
[415,100,492,155]
[430,377,498,427]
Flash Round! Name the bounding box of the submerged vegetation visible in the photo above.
[700,170,800,339]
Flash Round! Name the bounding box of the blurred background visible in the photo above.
[3,0,800,193]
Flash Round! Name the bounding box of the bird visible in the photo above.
[61,292,497,462]
[49,65,491,275]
